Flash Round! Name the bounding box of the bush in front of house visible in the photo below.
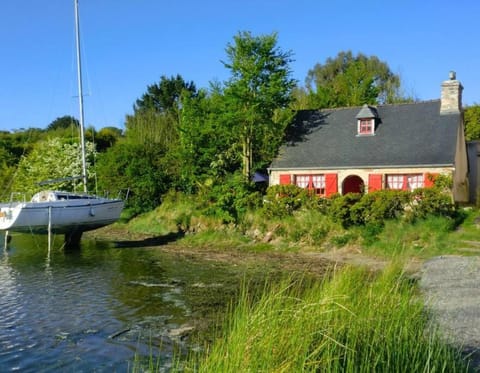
[262,184,311,217]
[262,185,459,229]
[327,192,363,228]
[407,187,457,220]
[350,189,411,226]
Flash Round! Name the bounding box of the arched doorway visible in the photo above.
[342,175,364,195]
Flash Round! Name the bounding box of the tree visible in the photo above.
[175,86,240,191]
[125,107,177,150]
[222,31,296,180]
[11,137,96,195]
[133,74,197,116]
[126,75,196,148]
[46,115,79,131]
[465,104,480,141]
[88,126,123,152]
[305,51,408,108]
[96,143,169,215]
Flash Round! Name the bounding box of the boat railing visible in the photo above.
[9,192,28,204]
[99,189,129,201]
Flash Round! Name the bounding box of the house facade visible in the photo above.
[268,73,469,202]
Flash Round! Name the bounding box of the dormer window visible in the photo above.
[356,104,378,136]
[359,119,373,134]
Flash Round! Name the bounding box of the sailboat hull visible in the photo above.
[0,196,124,234]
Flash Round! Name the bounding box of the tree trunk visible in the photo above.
[242,127,252,182]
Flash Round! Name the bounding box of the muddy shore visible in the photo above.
[85,226,479,369]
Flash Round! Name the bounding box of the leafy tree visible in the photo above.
[11,137,96,195]
[126,75,196,149]
[46,115,79,131]
[96,143,169,215]
[133,74,197,116]
[87,126,123,152]
[464,104,480,141]
[174,86,240,192]
[305,51,408,108]
[222,31,296,180]
[125,107,177,150]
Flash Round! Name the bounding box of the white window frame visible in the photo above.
[295,175,309,188]
[358,118,374,135]
[294,174,326,195]
[387,174,424,191]
[407,174,424,190]
[387,175,404,190]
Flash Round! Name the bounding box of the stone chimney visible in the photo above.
[440,71,463,114]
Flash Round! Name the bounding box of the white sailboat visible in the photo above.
[0,0,124,239]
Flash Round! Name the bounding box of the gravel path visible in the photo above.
[419,256,480,370]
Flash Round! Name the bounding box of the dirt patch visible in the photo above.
[85,227,393,276]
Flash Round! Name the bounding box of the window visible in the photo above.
[295,175,309,188]
[312,175,325,195]
[387,174,424,191]
[358,119,373,135]
[387,175,404,190]
[295,174,325,195]
[407,174,424,190]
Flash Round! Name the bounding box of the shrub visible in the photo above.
[328,193,363,228]
[350,190,411,226]
[262,184,309,217]
[407,188,456,220]
[200,173,263,224]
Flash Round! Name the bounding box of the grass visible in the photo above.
[124,200,480,372]
[176,265,469,372]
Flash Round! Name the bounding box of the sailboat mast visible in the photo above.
[74,0,88,193]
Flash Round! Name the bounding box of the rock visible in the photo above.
[263,231,273,243]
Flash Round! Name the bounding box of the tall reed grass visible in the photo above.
[180,265,468,372]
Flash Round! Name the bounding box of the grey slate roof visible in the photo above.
[356,104,378,119]
[270,100,460,170]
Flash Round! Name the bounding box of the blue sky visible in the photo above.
[1,0,479,132]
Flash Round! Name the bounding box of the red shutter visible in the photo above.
[368,174,383,192]
[279,174,291,185]
[424,173,438,188]
[325,173,338,196]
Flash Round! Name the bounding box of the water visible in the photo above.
[0,234,260,372]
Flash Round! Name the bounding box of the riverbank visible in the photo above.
[84,224,414,274]
[86,223,480,370]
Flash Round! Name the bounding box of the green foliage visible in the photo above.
[328,192,363,228]
[349,190,411,226]
[96,142,169,215]
[200,174,263,224]
[328,189,457,230]
[89,126,122,152]
[11,137,96,195]
[304,50,410,109]
[125,106,178,150]
[365,215,461,258]
[262,184,309,217]
[46,115,79,131]
[464,104,480,141]
[180,266,467,372]
[134,74,197,115]
[175,88,240,192]
[431,172,453,191]
[407,188,457,220]
[223,31,296,179]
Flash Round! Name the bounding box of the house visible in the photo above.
[268,72,469,202]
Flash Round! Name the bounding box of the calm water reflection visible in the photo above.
[0,233,260,372]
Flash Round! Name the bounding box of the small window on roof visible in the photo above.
[356,104,378,136]
[359,119,373,134]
